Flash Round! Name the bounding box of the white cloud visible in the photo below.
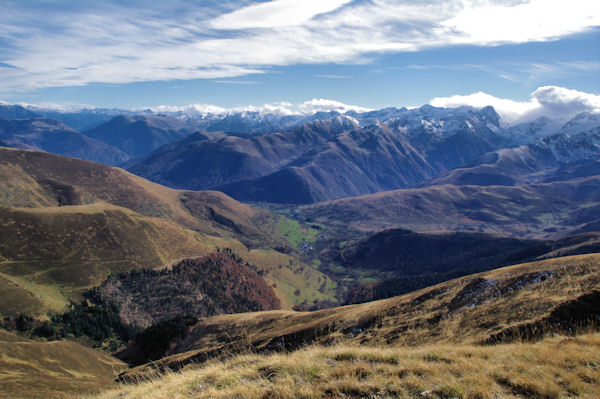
[150,103,229,116]
[442,0,600,45]
[209,0,351,29]
[295,99,372,114]
[430,86,600,125]
[0,0,598,92]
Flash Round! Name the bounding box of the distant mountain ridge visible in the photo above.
[82,114,202,158]
[0,103,597,206]
[0,117,129,165]
[129,106,510,203]
[128,106,599,204]
[0,104,39,119]
[418,127,600,188]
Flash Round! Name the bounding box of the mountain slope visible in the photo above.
[0,119,129,165]
[0,145,281,241]
[419,127,600,188]
[0,203,224,316]
[99,251,281,330]
[128,117,354,191]
[0,147,337,314]
[83,115,198,158]
[340,229,600,304]
[99,334,600,399]
[299,175,600,238]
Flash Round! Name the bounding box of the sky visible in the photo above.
[0,0,599,123]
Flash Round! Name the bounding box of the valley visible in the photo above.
[0,102,599,398]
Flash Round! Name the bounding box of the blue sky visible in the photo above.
[0,0,598,121]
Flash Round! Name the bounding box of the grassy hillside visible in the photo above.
[0,204,220,316]
[0,147,337,315]
[118,253,600,381]
[0,330,126,399]
[0,203,336,317]
[97,333,600,399]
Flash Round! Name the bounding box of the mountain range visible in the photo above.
[128,107,507,203]
[126,107,600,204]
[1,98,599,398]
[1,103,598,202]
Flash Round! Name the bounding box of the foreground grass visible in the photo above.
[97,333,600,399]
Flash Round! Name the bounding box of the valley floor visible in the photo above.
[96,332,600,399]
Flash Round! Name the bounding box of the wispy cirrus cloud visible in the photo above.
[208,0,352,29]
[403,60,600,83]
[0,0,598,92]
[314,74,350,79]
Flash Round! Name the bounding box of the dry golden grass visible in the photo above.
[96,333,600,399]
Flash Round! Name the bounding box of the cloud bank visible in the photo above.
[0,0,598,91]
[430,86,600,125]
[150,99,372,117]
